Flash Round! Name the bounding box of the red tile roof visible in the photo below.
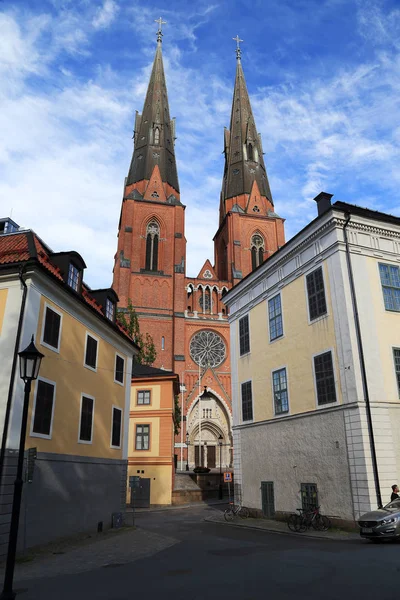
[0,230,134,344]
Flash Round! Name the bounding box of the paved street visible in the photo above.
[2,503,400,599]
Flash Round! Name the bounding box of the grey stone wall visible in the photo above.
[238,407,355,521]
[0,451,128,558]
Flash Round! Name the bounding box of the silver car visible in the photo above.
[358,499,400,541]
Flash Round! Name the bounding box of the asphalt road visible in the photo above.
[9,503,400,600]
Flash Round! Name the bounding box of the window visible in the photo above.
[42,306,61,351]
[32,379,55,437]
[250,234,264,271]
[79,395,94,443]
[241,381,253,422]
[379,264,400,312]
[154,127,160,145]
[239,315,250,356]
[199,289,211,312]
[135,424,150,450]
[269,295,283,341]
[161,336,165,350]
[306,267,327,320]
[115,355,124,384]
[394,349,400,398]
[248,143,254,161]
[314,351,336,405]
[301,483,318,510]
[137,390,151,405]
[85,334,98,370]
[111,407,122,448]
[105,298,115,321]
[145,221,160,271]
[273,368,289,414]
[67,263,80,292]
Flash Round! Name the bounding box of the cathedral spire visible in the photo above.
[221,38,273,205]
[126,19,179,193]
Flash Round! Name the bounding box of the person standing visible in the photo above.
[391,484,399,501]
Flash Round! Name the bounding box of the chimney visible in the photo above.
[314,192,333,216]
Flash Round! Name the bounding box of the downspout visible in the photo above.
[0,265,28,489]
[343,213,382,508]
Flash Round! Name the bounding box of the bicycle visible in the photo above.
[287,506,331,532]
[224,502,250,521]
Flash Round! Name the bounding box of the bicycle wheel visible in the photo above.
[224,509,234,522]
[297,516,307,533]
[287,514,300,532]
[315,515,331,531]
[239,506,249,519]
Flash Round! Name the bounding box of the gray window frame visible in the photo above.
[301,483,318,510]
[269,294,283,341]
[314,351,337,406]
[137,390,151,405]
[241,380,253,422]
[272,368,289,414]
[135,424,150,450]
[306,267,327,321]
[379,263,400,312]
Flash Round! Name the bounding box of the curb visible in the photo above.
[203,517,360,542]
[132,501,229,514]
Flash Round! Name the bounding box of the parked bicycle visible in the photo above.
[224,502,249,521]
[287,506,331,532]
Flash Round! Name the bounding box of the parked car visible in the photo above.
[358,499,400,541]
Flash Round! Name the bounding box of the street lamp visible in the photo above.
[185,432,190,472]
[1,336,43,600]
[218,434,223,500]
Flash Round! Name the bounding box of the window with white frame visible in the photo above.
[79,396,94,443]
[42,306,61,350]
[115,355,124,384]
[111,407,122,448]
[135,424,150,450]
[67,262,81,292]
[137,390,151,405]
[394,348,400,398]
[85,334,98,370]
[306,267,327,320]
[314,351,336,405]
[273,368,289,414]
[241,381,253,421]
[269,295,283,341]
[32,379,55,437]
[379,264,400,312]
[239,315,250,356]
[105,298,115,321]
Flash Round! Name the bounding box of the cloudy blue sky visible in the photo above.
[1,0,399,288]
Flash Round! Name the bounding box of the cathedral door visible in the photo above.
[207,446,216,468]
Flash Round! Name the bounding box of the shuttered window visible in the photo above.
[79,396,94,442]
[239,315,250,356]
[115,355,124,384]
[32,380,55,437]
[85,335,98,369]
[43,307,61,350]
[111,407,122,448]
[314,351,336,405]
[306,267,327,320]
[241,381,253,422]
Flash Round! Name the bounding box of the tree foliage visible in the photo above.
[174,394,181,436]
[117,299,157,366]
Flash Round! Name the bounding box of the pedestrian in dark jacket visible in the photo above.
[391,484,399,502]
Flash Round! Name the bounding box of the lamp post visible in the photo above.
[218,434,223,500]
[185,432,190,472]
[1,336,43,600]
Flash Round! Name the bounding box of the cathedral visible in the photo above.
[112,24,285,470]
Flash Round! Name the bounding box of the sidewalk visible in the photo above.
[0,526,178,582]
[132,499,228,513]
[204,513,361,541]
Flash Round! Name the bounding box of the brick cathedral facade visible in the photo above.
[112,31,285,469]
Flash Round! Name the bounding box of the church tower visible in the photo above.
[113,21,186,369]
[214,37,285,283]
[113,27,286,471]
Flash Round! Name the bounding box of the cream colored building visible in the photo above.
[224,193,400,525]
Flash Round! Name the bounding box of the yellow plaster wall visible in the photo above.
[0,289,8,335]
[238,262,341,422]
[26,296,127,459]
[127,464,172,505]
[364,256,400,401]
[128,416,160,457]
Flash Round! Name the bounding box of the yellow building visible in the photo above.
[0,218,138,555]
[224,194,400,525]
[128,365,179,506]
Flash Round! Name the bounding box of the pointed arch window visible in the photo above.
[248,143,254,161]
[199,288,211,313]
[251,234,265,271]
[145,221,160,271]
[154,127,160,145]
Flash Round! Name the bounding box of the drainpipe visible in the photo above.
[343,213,382,508]
[0,266,28,490]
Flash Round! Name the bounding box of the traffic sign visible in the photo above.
[223,472,232,483]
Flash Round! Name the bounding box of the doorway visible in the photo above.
[261,481,275,518]
[207,446,216,468]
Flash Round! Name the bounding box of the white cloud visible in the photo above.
[92,0,119,30]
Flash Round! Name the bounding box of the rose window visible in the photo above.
[189,330,226,368]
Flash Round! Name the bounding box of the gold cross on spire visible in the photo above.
[155,17,166,43]
[233,35,243,60]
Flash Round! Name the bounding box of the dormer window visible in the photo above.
[105,298,115,321]
[68,263,80,292]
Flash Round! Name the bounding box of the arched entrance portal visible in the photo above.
[186,389,232,470]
